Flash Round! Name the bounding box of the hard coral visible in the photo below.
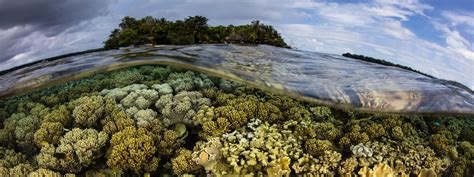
[305,139,334,156]
[155,91,211,127]
[107,127,159,173]
[34,122,64,145]
[157,130,185,156]
[37,128,108,173]
[171,149,201,175]
[167,71,214,92]
[72,96,106,127]
[218,119,300,176]
[192,138,223,172]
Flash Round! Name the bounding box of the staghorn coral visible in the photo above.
[171,149,201,175]
[36,128,108,173]
[107,127,159,173]
[155,91,211,126]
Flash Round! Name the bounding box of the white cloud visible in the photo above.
[442,11,474,28]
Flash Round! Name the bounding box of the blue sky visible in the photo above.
[0,0,472,88]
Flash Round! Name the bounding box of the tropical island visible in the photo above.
[103,16,289,49]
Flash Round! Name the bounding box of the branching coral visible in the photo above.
[429,130,456,155]
[100,104,134,135]
[155,91,211,126]
[120,89,159,110]
[36,128,108,173]
[107,127,159,173]
[284,106,312,121]
[34,122,64,146]
[193,106,215,126]
[218,119,299,176]
[291,150,342,175]
[171,149,201,175]
[28,168,62,177]
[42,105,72,127]
[157,130,185,157]
[13,115,41,152]
[166,71,214,92]
[309,106,333,120]
[201,117,231,139]
[0,147,29,168]
[256,102,283,123]
[71,96,106,127]
[305,139,334,156]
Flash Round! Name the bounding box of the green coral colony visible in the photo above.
[0,64,473,177]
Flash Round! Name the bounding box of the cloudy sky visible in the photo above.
[0,0,473,88]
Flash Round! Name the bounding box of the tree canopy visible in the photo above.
[342,53,434,78]
[104,16,289,49]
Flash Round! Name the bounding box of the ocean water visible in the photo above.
[0,44,473,176]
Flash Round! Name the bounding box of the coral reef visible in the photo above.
[107,127,159,173]
[0,65,471,176]
[155,91,211,126]
[171,149,201,175]
[36,128,108,173]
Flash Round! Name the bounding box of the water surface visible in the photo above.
[1,44,473,114]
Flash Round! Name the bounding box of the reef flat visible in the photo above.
[0,65,472,176]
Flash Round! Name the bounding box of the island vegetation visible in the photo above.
[103,16,289,49]
[342,53,434,78]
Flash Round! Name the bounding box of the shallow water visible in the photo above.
[1,45,473,115]
[0,52,473,176]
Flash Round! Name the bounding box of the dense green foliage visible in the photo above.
[104,16,289,49]
[342,53,434,78]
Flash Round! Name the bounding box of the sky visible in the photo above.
[0,0,473,89]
